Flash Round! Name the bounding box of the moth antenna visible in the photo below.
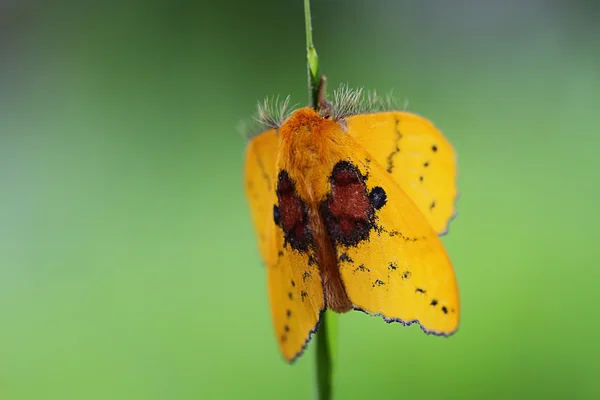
[366,89,380,111]
[384,88,397,110]
[331,83,364,120]
[403,96,410,111]
[254,94,297,131]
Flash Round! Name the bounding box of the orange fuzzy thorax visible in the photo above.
[278,108,353,202]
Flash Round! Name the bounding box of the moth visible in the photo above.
[244,83,459,362]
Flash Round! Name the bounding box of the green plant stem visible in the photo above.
[315,310,336,400]
[304,3,336,399]
[304,0,320,107]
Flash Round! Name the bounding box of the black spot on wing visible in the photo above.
[372,279,385,287]
[369,187,387,210]
[354,264,370,274]
[339,253,354,263]
[382,228,423,242]
[302,271,311,282]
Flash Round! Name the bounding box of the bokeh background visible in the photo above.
[1,0,599,399]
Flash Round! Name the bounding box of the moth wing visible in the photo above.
[245,128,325,362]
[326,141,460,335]
[267,183,325,362]
[244,129,278,264]
[346,112,457,235]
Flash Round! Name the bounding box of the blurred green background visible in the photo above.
[1,1,599,399]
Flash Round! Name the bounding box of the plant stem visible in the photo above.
[315,310,336,400]
[304,3,335,399]
[304,0,320,107]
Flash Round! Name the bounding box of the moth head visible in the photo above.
[280,107,321,136]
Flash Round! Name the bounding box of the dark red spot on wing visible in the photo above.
[276,171,312,251]
[320,161,385,247]
[331,168,361,186]
[328,178,370,221]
